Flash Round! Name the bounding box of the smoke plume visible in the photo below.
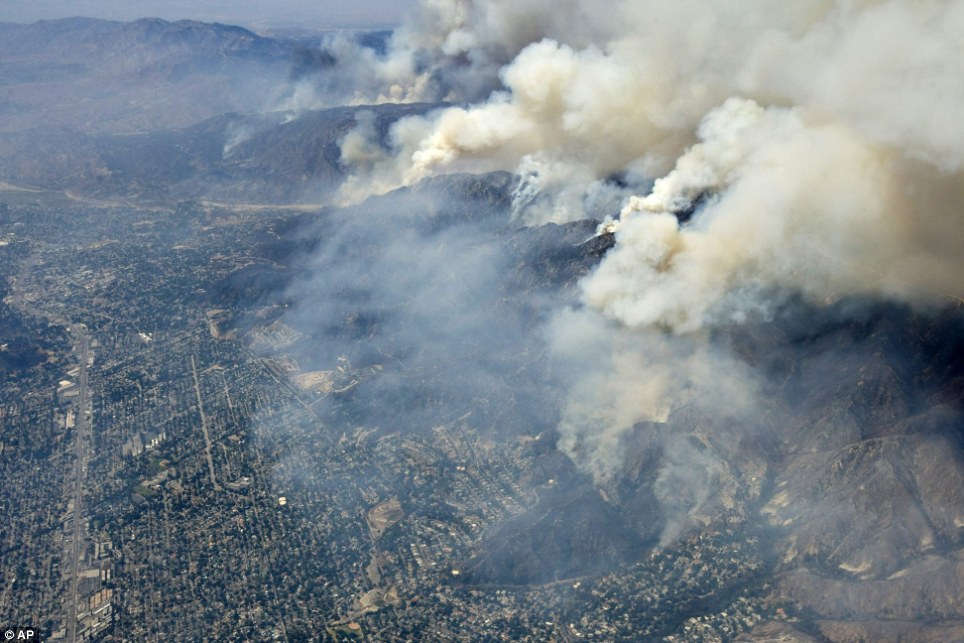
[278,0,964,518]
[324,0,964,481]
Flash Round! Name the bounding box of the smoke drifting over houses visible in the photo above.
[311,0,964,484]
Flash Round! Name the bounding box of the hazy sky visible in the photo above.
[0,0,420,30]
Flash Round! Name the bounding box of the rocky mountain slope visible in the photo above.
[0,102,438,203]
[0,17,294,134]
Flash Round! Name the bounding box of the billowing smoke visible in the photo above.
[319,0,964,484]
[334,0,964,222]
[588,96,964,333]
[281,0,625,110]
[546,307,762,485]
[275,0,964,548]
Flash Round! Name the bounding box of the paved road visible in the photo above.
[191,355,221,492]
[66,332,90,643]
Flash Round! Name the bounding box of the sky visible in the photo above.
[0,0,419,30]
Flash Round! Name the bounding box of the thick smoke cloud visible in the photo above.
[589,97,964,333]
[386,0,964,178]
[337,0,964,228]
[316,0,964,484]
[276,0,964,543]
[285,0,623,110]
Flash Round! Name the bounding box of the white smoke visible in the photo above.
[330,0,964,485]
[547,308,762,480]
[340,0,964,214]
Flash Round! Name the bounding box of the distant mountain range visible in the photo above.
[0,17,430,204]
[0,102,439,204]
[0,17,299,134]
